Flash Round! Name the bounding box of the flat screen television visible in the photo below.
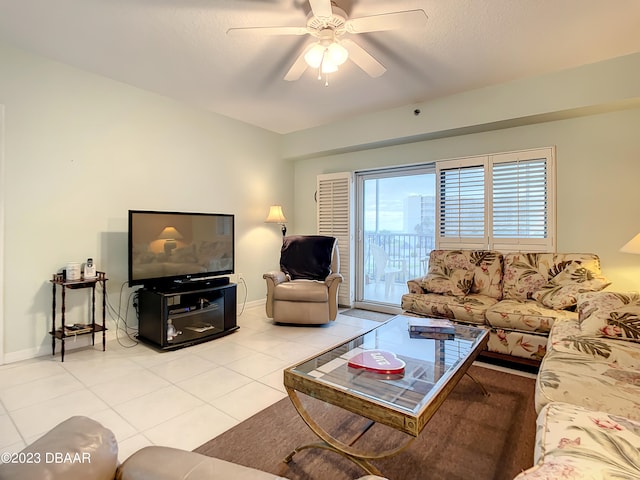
[128,210,234,289]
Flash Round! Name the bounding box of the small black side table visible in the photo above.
[50,271,108,362]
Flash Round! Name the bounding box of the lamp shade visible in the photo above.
[327,42,348,66]
[158,226,183,240]
[304,44,326,69]
[265,205,287,224]
[304,41,348,70]
[620,232,640,254]
[321,59,338,74]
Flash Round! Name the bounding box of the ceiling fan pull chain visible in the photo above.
[318,48,327,80]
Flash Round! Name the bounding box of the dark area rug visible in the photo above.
[195,365,536,480]
[340,309,395,322]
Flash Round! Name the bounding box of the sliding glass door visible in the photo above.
[355,166,435,308]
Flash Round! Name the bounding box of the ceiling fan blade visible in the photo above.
[345,9,427,34]
[309,0,333,18]
[342,39,386,78]
[227,26,309,36]
[284,46,311,81]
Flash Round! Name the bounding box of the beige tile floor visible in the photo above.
[0,305,382,462]
[0,305,533,464]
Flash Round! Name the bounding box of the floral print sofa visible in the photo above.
[513,291,640,478]
[513,402,640,479]
[401,250,609,363]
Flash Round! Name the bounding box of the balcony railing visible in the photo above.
[364,232,435,284]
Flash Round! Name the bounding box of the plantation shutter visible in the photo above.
[490,148,555,252]
[436,147,555,252]
[436,157,488,249]
[317,172,354,307]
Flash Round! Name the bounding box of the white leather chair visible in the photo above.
[370,243,403,298]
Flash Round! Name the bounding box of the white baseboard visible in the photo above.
[238,298,265,312]
[2,334,101,365]
[2,302,265,365]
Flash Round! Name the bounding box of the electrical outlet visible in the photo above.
[237,273,244,283]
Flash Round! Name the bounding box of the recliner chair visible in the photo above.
[263,235,343,325]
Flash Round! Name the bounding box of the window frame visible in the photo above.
[436,147,556,252]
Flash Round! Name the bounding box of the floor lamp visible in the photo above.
[265,205,288,237]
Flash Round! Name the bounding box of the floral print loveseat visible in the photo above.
[513,291,640,478]
[401,250,609,363]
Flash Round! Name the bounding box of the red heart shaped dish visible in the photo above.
[348,349,406,375]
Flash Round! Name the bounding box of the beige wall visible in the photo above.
[0,43,290,361]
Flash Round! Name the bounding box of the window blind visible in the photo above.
[439,165,485,238]
[492,158,547,239]
[436,148,555,252]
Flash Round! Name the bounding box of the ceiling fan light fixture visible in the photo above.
[321,58,338,73]
[327,42,348,66]
[304,43,326,68]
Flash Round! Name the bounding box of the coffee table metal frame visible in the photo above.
[283,315,489,475]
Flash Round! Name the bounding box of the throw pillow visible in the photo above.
[421,266,474,296]
[532,262,610,309]
[502,253,548,301]
[578,291,640,342]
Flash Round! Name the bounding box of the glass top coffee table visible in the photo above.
[283,314,489,475]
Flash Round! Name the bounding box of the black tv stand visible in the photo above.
[137,282,237,350]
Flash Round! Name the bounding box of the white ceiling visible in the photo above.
[0,0,639,134]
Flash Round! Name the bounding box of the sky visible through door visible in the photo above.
[362,172,435,305]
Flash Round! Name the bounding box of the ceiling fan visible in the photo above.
[227,0,427,84]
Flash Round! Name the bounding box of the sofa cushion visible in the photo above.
[532,262,610,309]
[547,319,640,366]
[427,250,503,300]
[535,324,640,420]
[502,253,601,301]
[514,402,640,480]
[421,266,474,296]
[485,299,577,333]
[273,280,329,302]
[401,292,497,325]
[577,291,640,343]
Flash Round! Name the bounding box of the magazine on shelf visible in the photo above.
[405,316,455,335]
[185,323,217,333]
[64,324,93,335]
[409,331,455,341]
